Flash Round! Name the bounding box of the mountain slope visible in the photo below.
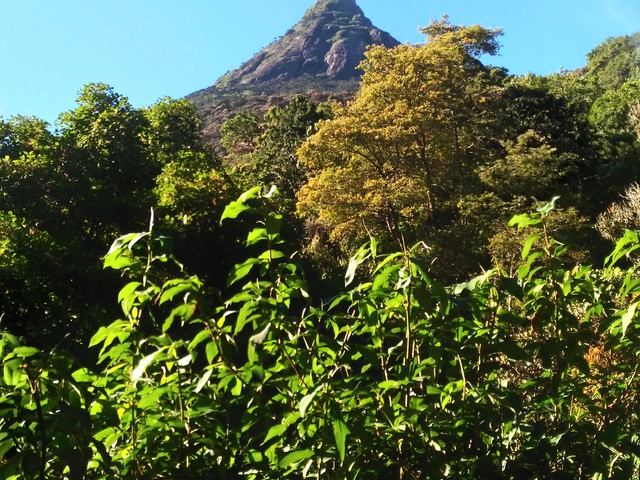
[187,0,399,142]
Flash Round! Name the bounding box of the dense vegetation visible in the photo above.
[2,18,640,478]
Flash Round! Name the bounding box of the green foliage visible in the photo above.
[585,33,640,93]
[0,335,96,479]
[297,19,508,279]
[220,111,261,158]
[0,115,56,159]
[0,212,67,344]
[0,85,238,351]
[143,97,204,157]
[225,95,331,212]
[154,151,233,231]
[589,80,640,135]
[3,192,640,478]
[479,130,581,199]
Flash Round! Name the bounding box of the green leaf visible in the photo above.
[235,308,261,335]
[369,236,378,258]
[138,389,165,409]
[508,213,542,229]
[159,281,195,305]
[621,301,638,337]
[258,250,286,261]
[246,227,268,247]
[263,423,287,444]
[227,258,260,287]
[220,200,253,223]
[606,230,640,268]
[118,281,142,303]
[332,414,350,464]
[12,346,40,358]
[3,359,23,386]
[265,213,284,236]
[231,377,243,396]
[373,264,400,291]
[299,386,322,418]
[163,303,197,332]
[1,333,20,349]
[378,379,406,390]
[521,233,541,260]
[189,330,211,352]
[104,232,148,269]
[279,449,314,469]
[131,350,161,381]
[195,368,214,393]
[205,341,219,364]
[240,185,264,201]
[72,368,96,383]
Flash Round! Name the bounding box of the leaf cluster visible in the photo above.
[2,193,640,478]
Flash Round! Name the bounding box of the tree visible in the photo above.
[585,33,640,93]
[143,96,205,158]
[587,80,640,205]
[236,95,331,206]
[57,83,156,242]
[220,111,261,160]
[297,18,503,273]
[478,129,581,200]
[0,115,56,159]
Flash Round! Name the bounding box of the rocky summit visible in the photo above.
[187,0,399,142]
[219,0,399,85]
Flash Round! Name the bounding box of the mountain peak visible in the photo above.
[217,0,399,86]
[309,0,360,14]
[188,0,400,143]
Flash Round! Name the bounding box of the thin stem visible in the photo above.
[177,367,191,469]
[25,368,46,480]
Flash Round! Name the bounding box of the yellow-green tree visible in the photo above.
[297,18,503,268]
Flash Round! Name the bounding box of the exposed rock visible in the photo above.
[219,0,398,85]
[187,0,399,144]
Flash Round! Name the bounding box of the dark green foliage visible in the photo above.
[0,213,68,346]
[220,111,260,159]
[230,95,331,204]
[222,95,333,277]
[0,115,56,159]
[58,83,157,240]
[0,84,236,352]
[2,193,640,478]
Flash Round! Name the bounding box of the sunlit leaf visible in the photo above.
[332,414,350,464]
[279,449,314,469]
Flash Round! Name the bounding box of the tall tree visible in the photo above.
[57,83,155,243]
[297,18,503,274]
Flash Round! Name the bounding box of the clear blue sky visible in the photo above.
[1,0,639,124]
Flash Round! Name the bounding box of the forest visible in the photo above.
[2,19,640,478]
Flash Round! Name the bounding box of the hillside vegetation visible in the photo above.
[1,16,640,479]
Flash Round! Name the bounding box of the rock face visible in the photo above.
[218,0,399,86]
[187,0,399,143]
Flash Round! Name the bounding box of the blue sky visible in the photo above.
[1,0,639,124]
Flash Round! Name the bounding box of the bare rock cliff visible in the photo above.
[219,0,399,85]
[187,0,399,143]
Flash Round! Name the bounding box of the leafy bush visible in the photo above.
[2,190,640,478]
